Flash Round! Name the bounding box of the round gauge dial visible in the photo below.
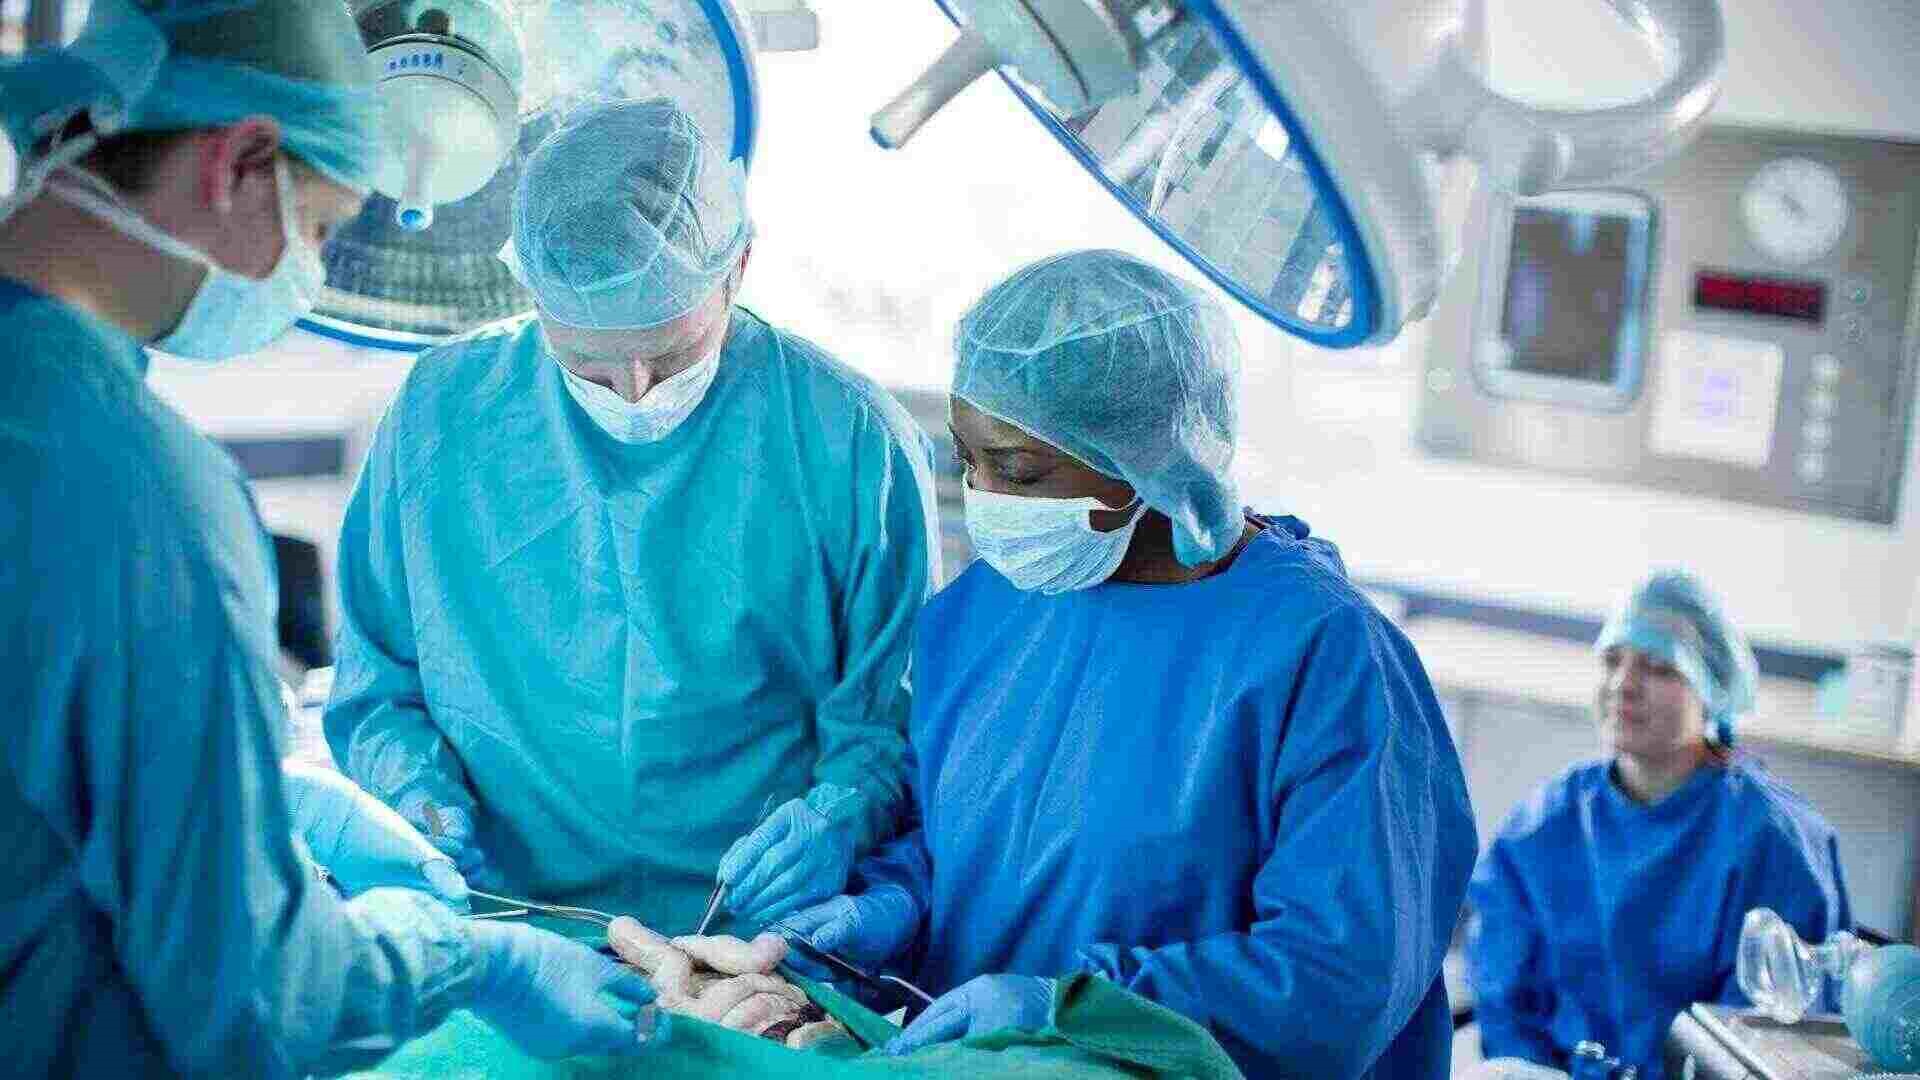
[1741,157,1850,265]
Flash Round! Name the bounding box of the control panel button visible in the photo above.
[1812,353,1841,383]
[1844,278,1872,305]
[1803,419,1833,448]
[1839,314,1867,343]
[1807,388,1838,416]
[1798,453,1827,483]
[1427,369,1455,394]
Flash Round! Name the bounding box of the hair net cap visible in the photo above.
[953,249,1243,566]
[0,0,385,193]
[1595,568,1759,746]
[512,98,753,331]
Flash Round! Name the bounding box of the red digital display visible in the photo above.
[1693,270,1826,323]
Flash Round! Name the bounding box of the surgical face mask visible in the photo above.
[558,341,723,444]
[963,476,1146,595]
[48,157,324,361]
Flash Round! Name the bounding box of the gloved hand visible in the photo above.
[776,886,921,978]
[283,762,468,908]
[467,920,664,1059]
[883,974,1055,1056]
[718,784,869,925]
[394,785,492,884]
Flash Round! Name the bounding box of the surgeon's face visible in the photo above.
[948,397,1138,531]
[1597,645,1707,758]
[541,260,740,403]
[148,119,365,280]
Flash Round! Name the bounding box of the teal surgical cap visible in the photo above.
[510,98,753,330]
[1596,568,1759,747]
[0,0,383,194]
[953,249,1244,566]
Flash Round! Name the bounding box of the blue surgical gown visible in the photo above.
[325,310,936,929]
[1466,758,1852,1078]
[855,517,1478,1079]
[0,278,481,1077]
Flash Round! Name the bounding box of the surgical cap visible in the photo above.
[510,98,753,330]
[953,249,1243,566]
[1595,569,1759,746]
[0,0,384,193]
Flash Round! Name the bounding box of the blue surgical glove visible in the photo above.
[467,920,664,1059]
[777,886,921,978]
[283,762,469,908]
[718,784,869,925]
[884,974,1056,1055]
[394,785,493,884]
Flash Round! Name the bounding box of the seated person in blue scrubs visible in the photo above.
[1466,569,1852,1078]
[324,98,939,934]
[762,250,1480,1079]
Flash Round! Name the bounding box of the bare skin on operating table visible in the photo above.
[606,917,848,1048]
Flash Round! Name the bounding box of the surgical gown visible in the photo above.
[1466,759,1852,1079]
[0,278,481,1077]
[854,517,1478,1079]
[326,310,936,930]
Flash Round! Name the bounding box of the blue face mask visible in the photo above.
[48,157,324,361]
[963,476,1145,595]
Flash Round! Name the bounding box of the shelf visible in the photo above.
[1405,617,1920,772]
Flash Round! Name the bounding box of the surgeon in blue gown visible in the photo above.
[0,2,659,1074]
[325,98,939,934]
[1466,570,1852,1079]
[767,250,1479,1078]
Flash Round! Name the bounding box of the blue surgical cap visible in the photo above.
[1595,569,1759,746]
[953,249,1243,566]
[511,98,753,330]
[0,0,384,193]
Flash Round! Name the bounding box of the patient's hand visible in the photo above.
[607,917,848,1047]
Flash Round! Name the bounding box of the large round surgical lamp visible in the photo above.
[872,0,1726,348]
[308,0,765,346]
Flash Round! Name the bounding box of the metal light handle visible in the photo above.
[1453,0,1726,194]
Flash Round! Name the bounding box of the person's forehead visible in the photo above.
[542,319,680,355]
[950,398,1057,454]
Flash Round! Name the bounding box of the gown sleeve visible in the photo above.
[324,404,479,822]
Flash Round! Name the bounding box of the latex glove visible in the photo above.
[283,762,468,908]
[467,920,663,1059]
[776,886,920,978]
[884,974,1055,1056]
[718,784,868,926]
[394,786,492,883]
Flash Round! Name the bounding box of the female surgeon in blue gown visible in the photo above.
[763,250,1480,1079]
[1465,570,1852,1079]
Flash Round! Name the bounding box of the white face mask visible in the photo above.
[558,341,724,444]
[963,476,1146,595]
[48,157,324,361]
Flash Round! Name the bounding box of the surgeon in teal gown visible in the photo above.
[325,99,939,933]
[0,2,659,1075]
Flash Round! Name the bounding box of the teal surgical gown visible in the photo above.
[1466,758,1852,1079]
[855,517,1478,1079]
[325,310,936,930]
[0,277,481,1077]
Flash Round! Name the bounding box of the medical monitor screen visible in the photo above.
[1499,207,1643,384]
